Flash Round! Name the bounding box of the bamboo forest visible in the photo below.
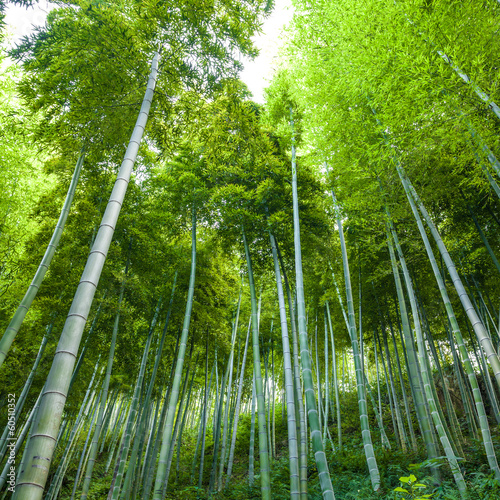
[2,0,500,498]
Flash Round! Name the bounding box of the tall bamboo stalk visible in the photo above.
[400,170,500,389]
[111,297,161,499]
[0,316,53,462]
[329,182,380,490]
[390,224,466,495]
[325,302,342,449]
[270,232,300,498]
[248,374,256,487]
[81,247,131,499]
[242,226,271,499]
[225,319,251,484]
[291,111,334,499]
[397,168,500,478]
[13,52,160,499]
[198,360,215,490]
[277,242,308,499]
[0,150,85,369]
[218,296,240,488]
[153,206,197,499]
[164,348,195,493]
[386,230,440,477]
